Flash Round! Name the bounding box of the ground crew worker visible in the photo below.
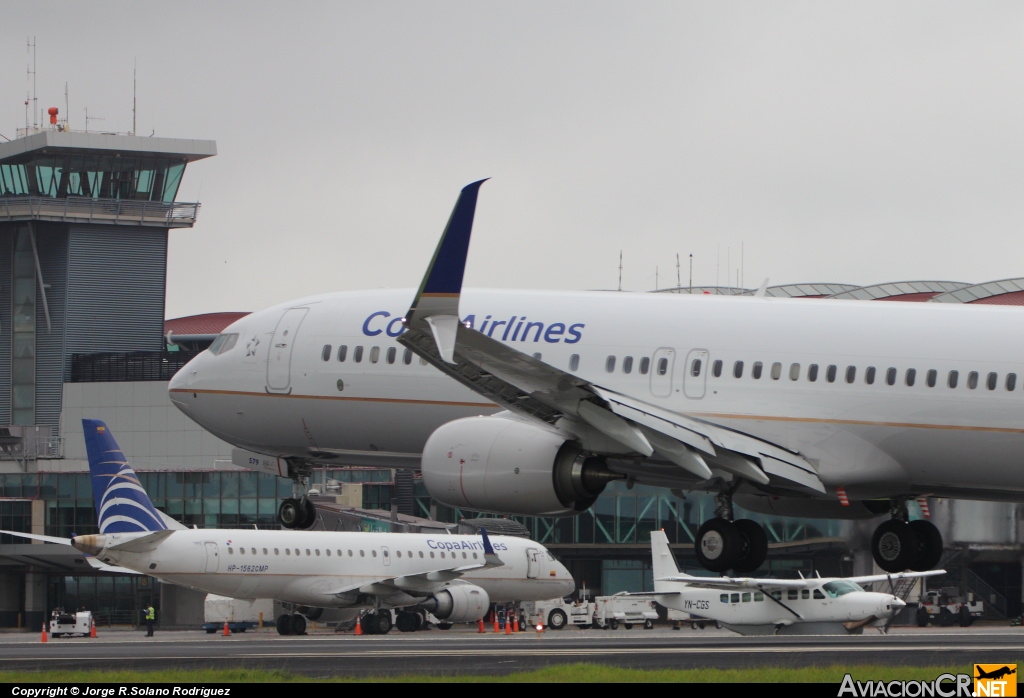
[145,604,155,636]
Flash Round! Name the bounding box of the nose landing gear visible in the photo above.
[278,497,317,530]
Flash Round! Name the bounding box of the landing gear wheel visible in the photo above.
[302,498,317,528]
[695,519,742,573]
[278,499,302,529]
[958,606,973,627]
[372,611,393,635]
[871,519,919,572]
[908,520,943,571]
[916,606,930,627]
[362,612,378,635]
[547,609,568,630]
[276,614,293,636]
[396,611,422,632]
[731,519,769,573]
[290,613,306,635]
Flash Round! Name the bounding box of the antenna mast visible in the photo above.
[132,60,137,136]
[27,37,37,130]
[618,250,623,292]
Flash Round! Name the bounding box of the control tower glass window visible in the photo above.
[0,154,186,202]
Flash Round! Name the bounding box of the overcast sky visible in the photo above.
[4,2,1024,318]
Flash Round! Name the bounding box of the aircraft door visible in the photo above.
[526,548,541,579]
[683,349,710,399]
[266,307,309,393]
[649,348,676,398]
[204,542,220,573]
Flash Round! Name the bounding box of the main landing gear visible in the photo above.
[693,489,768,574]
[870,499,942,573]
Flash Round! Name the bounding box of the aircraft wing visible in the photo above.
[654,572,817,591]
[398,180,824,495]
[843,569,946,586]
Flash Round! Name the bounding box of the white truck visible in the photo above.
[591,593,659,630]
[916,588,984,627]
[203,595,275,633]
[50,610,93,638]
[524,591,658,630]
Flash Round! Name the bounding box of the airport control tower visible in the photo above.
[0,119,215,466]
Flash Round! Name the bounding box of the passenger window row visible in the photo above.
[321,344,427,366]
[226,545,478,561]
[710,359,1018,391]
[600,355,666,376]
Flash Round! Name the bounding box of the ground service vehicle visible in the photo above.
[917,588,983,627]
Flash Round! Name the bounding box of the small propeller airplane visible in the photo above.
[638,530,945,635]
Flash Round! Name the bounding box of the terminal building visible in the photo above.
[0,125,1020,631]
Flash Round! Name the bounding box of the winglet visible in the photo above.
[480,527,504,568]
[404,179,489,332]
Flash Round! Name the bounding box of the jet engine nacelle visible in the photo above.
[421,416,614,516]
[418,584,490,623]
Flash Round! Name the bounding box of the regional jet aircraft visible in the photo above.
[2,420,573,635]
[169,180,1024,574]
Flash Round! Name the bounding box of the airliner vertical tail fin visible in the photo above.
[82,419,185,533]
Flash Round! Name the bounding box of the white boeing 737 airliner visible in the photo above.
[2,420,574,635]
[169,180,1024,575]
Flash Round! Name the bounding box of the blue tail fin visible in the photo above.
[82,419,168,533]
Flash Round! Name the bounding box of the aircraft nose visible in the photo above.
[168,355,201,412]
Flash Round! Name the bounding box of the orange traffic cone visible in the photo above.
[89,618,97,638]
[477,618,485,633]
[355,616,363,636]
[535,622,544,637]
[513,615,520,632]
[493,613,499,633]
[222,621,231,636]
[505,617,512,635]
[41,622,48,643]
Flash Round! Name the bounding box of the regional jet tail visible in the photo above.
[1,420,574,636]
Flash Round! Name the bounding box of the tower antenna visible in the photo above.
[27,37,37,130]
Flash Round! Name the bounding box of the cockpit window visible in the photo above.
[208,333,239,356]
[822,580,864,598]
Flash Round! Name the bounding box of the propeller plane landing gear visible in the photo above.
[870,499,943,573]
